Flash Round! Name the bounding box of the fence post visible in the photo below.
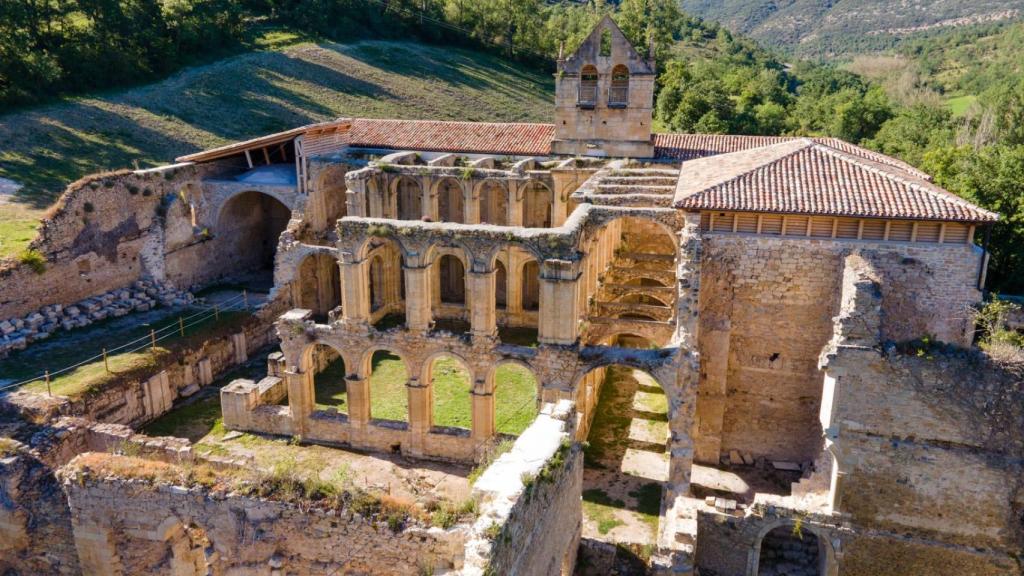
[45,370,51,397]
[150,328,157,351]
[214,305,220,321]
[179,317,185,337]
[243,290,249,309]
[103,348,109,373]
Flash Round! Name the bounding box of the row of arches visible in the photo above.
[305,344,540,436]
[389,176,553,228]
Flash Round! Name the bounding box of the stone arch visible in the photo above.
[394,176,423,220]
[523,181,553,228]
[311,164,348,231]
[367,239,404,317]
[488,360,540,436]
[579,64,599,105]
[424,352,474,431]
[435,177,466,223]
[213,190,291,283]
[360,347,410,423]
[748,520,838,576]
[477,179,508,226]
[520,260,540,311]
[614,292,672,308]
[438,254,466,305]
[609,64,630,106]
[627,277,669,287]
[303,342,349,413]
[294,252,341,321]
[602,332,658,349]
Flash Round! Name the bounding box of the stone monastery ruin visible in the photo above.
[1,17,1022,576]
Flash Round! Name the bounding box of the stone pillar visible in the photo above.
[508,181,524,227]
[344,175,367,217]
[465,182,480,224]
[72,523,123,576]
[676,212,701,347]
[468,269,497,338]
[407,378,431,456]
[422,176,437,221]
[404,264,433,331]
[286,369,313,436]
[538,259,580,345]
[471,379,495,441]
[694,324,729,464]
[347,376,370,427]
[339,259,370,322]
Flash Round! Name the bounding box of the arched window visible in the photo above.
[521,260,539,311]
[396,177,422,220]
[439,255,466,305]
[522,181,552,228]
[610,65,629,107]
[495,261,507,309]
[437,178,464,223]
[579,65,598,107]
[479,181,508,226]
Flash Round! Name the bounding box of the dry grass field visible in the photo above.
[0,38,554,258]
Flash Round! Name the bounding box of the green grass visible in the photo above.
[314,355,348,413]
[142,392,225,442]
[2,309,250,398]
[494,364,538,435]
[431,357,472,429]
[369,351,409,422]
[0,39,554,257]
[582,488,626,535]
[946,94,977,116]
[0,204,38,259]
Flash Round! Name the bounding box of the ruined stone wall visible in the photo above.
[695,234,983,463]
[463,401,582,576]
[0,440,80,575]
[58,454,467,576]
[2,315,276,428]
[0,168,183,319]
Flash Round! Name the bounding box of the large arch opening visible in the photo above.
[295,253,341,322]
[609,64,630,107]
[495,260,508,310]
[578,364,670,549]
[396,176,423,221]
[479,181,508,226]
[311,165,348,233]
[523,181,553,228]
[437,178,465,223]
[493,362,539,436]
[432,251,469,333]
[757,524,826,576]
[428,354,473,431]
[308,343,347,413]
[366,238,405,328]
[214,191,290,289]
[368,349,409,423]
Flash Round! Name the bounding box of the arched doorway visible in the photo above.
[428,354,473,431]
[437,178,465,223]
[368,349,409,423]
[495,261,508,310]
[396,176,423,220]
[366,238,404,327]
[757,524,826,576]
[295,253,341,322]
[578,364,670,548]
[523,181,553,228]
[309,343,347,413]
[215,191,290,288]
[479,181,508,225]
[493,362,539,436]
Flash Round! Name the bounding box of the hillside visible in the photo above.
[0,40,554,257]
[679,0,1022,58]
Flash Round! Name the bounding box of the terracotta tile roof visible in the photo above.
[349,119,555,156]
[672,139,998,223]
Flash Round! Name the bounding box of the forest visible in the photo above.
[1,0,1021,293]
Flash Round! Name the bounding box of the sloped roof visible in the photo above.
[672,138,997,223]
[349,119,555,156]
[175,120,350,163]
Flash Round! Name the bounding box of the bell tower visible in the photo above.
[551,16,655,158]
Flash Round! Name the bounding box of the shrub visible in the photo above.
[18,249,46,274]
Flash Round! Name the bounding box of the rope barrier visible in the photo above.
[0,293,254,393]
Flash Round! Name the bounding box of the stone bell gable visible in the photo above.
[552,15,656,158]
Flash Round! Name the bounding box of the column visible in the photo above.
[422,176,437,221]
[538,259,580,345]
[468,269,497,338]
[346,376,370,427]
[508,181,524,227]
[676,212,702,347]
[339,259,370,322]
[404,264,432,331]
[285,369,313,437]
[465,182,480,224]
[471,379,495,441]
[407,378,430,456]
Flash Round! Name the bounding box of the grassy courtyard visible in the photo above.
[306,352,539,435]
